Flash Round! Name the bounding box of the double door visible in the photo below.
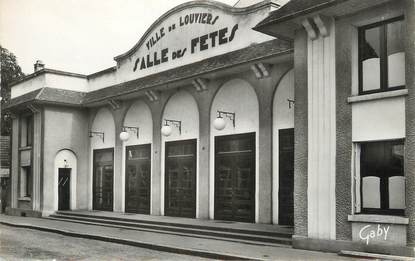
[278,128,294,226]
[215,133,255,223]
[165,139,196,218]
[125,144,151,214]
[93,149,114,211]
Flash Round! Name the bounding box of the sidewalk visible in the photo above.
[0,214,355,260]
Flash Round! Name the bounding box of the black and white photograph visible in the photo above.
[0,0,414,260]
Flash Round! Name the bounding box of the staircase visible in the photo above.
[47,211,293,247]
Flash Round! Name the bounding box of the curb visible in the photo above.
[0,221,261,260]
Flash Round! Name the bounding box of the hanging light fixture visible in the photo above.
[213,110,235,131]
[119,126,139,141]
[161,119,181,137]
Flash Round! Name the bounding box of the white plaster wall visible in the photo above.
[272,69,294,224]
[161,91,199,216]
[352,97,405,142]
[89,107,116,210]
[88,70,118,92]
[45,74,88,92]
[11,74,46,98]
[209,79,259,221]
[54,150,77,211]
[121,101,153,212]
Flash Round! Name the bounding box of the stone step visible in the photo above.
[54,211,292,238]
[339,250,415,261]
[48,213,292,246]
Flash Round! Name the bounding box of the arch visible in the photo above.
[91,107,116,149]
[209,78,259,221]
[114,0,268,62]
[54,149,77,211]
[162,90,200,140]
[272,69,294,224]
[123,100,153,146]
[160,90,200,217]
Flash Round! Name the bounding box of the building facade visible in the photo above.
[5,0,415,257]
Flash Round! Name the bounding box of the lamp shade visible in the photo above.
[213,117,226,130]
[161,125,173,137]
[119,131,130,141]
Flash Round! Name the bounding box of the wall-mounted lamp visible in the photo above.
[213,110,235,130]
[119,126,139,141]
[161,119,181,137]
[89,131,104,142]
[63,159,69,168]
[287,99,295,109]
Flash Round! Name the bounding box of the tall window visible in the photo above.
[359,17,405,94]
[358,140,405,215]
[20,115,33,147]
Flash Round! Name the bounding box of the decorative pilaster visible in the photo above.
[304,15,337,240]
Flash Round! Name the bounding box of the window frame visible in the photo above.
[358,16,405,95]
[357,139,405,216]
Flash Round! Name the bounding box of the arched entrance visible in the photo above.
[90,107,115,211]
[161,90,199,218]
[210,79,259,223]
[272,69,294,225]
[54,149,77,211]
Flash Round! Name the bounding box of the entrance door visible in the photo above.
[165,139,196,218]
[93,149,114,211]
[215,133,255,223]
[125,144,151,214]
[58,168,70,210]
[278,128,294,225]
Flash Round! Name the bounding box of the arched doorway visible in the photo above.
[161,90,199,218]
[90,107,115,211]
[272,69,294,225]
[54,149,77,211]
[123,100,153,214]
[210,79,259,223]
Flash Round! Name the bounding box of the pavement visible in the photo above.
[0,214,358,260]
[0,224,208,260]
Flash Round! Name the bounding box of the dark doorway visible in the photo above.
[93,148,114,211]
[125,144,151,214]
[165,139,196,218]
[58,168,71,210]
[215,133,255,223]
[278,128,294,226]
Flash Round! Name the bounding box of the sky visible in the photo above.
[0,0,238,75]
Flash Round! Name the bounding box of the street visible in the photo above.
[0,224,209,260]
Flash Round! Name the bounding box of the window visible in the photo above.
[356,140,405,215]
[358,17,405,94]
[20,166,32,198]
[20,115,33,147]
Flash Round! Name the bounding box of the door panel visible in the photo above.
[125,144,151,214]
[215,133,255,223]
[93,149,114,211]
[278,128,294,225]
[58,168,70,210]
[165,139,196,218]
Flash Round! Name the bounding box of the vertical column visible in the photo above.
[256,78,274,224]
[112,104,128,212]
[293,29,309,237]
[304,15,336,240]
[32,110,42,212]
[191,82,219,219]
[148,97,166,216]
[404,0,415,245]
[10,116,19,209]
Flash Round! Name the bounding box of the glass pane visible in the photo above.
[389,176,405,209]
[387,20,405,88]
[361,27,381,92]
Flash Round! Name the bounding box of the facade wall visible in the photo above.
[43,106,89,214]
